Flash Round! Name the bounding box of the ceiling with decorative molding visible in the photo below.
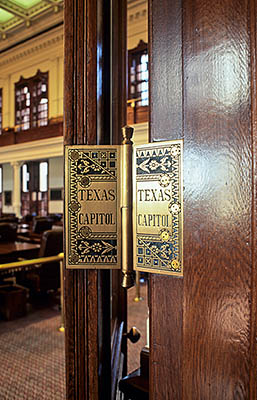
[0,0,63,51]
[0,0,146,53]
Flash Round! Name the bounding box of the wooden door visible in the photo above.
[149,0,257,399]
[21,161,48,217]
[63,1,127,399]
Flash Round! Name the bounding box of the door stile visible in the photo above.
[111,0,128,385]
[149,0,257,398]
[64,0,100,398]
[64,0,127,398]
[149,0,184,398]
[249,0,257,398]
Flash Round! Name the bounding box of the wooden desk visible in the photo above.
[17,228,30,236]
[17,232,42,244]
[0,242,40,264]
[0,242,40,280]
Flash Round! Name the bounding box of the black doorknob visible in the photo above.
[124,326,141,343]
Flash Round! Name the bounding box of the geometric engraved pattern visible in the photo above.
[65,146,120,269]
[135,141,183,276]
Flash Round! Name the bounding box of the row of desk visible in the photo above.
[0,242,40,277]
[0,242,40,257]
[0,220,63,277]
[0,219,64,320]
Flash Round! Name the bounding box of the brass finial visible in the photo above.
[122,125,134,144]
[121,271,134,289]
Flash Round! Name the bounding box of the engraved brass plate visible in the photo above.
[134,140,183,276]
[65,146,121,269]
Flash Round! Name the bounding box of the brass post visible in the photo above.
[58,258,65,332]
[121,125,134,289]
[134,271,143,302]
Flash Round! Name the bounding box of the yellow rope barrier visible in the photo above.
[0,252,64,332]
[0,253,64,270]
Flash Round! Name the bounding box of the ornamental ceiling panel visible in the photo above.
[0,0,63,51]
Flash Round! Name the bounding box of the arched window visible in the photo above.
[15,70,48,131]
[127,40,148,124]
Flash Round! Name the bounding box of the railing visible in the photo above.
[0,120,63,147]
[127,97,142,108]
[0,252,64,332]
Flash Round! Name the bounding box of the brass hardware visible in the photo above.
[121,126,134,288]
[58,257,65,333]
[123,326,141,344]
[65,145,122,269]
[133,271,143,302]
[65,135,183,277]
[134,140,183,276]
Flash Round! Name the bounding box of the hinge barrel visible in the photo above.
[121,126,134,288]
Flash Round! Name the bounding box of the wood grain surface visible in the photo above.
[249,1,257,398]
[149,0,184,398]
[64,1,127,399]
[64,1,104,399]
[149,0,257,398]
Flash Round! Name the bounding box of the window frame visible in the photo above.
[21,160,49,217]
[128,40,148,107]
[15,69,49,131]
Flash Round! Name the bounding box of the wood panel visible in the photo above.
[64,0,100,398]
[64,0,127,399]
[249,1,257,398]
[183,0,252,397]
[149,0,183,398]
[149,0,257,398]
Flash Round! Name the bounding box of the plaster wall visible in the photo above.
[0,25,64,129]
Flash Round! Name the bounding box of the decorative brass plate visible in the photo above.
[134,140,183,276]
[65,146,121,269]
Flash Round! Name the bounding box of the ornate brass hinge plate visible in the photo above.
[65,138,183,276]
[65,146,121,269]
[133,140,183,276]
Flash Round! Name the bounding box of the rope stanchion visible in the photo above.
[133,271,143,302]
[58,257,65,332]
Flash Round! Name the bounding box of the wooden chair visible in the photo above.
[0,222,17,242]
[17,217,54,244]
[21,214,34,224]
[32,217,54,234]
[36,229,63,292]
[17,229,63,296]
